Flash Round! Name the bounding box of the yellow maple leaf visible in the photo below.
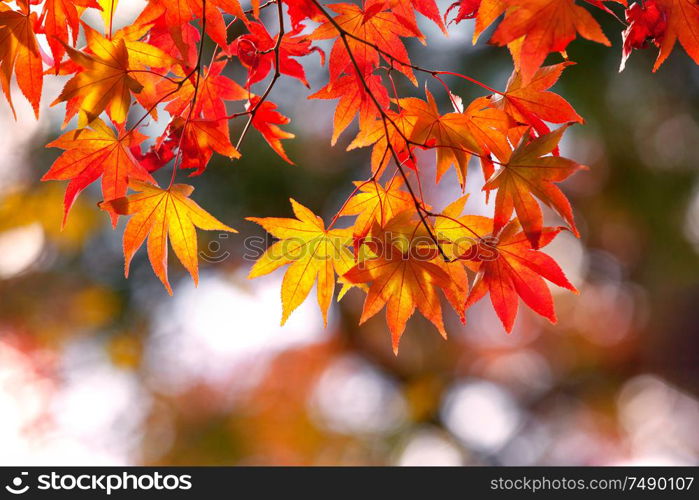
[247,199,354,326]
[100,181,237,294]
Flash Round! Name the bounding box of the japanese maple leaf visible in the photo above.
[446,0,483,24]
[620,0,668,71]
[484,126,586,248]
[430,196,491,322]
[652,0,699,71]
[465,220,577,332]
[310,0,419,83]
[491,0,611,82]
[0,0,43,117]
[230,21,322,88]
[490,63,583,140]
[166,116,241,175]
[146,0,246,52]
[163,62,247,120]
[400,88,482,187]
[347,106,420,174]
[134,3,201,66]
[448,0,507,44]
[52,25,145,127]
[40,0,101,71]
[434,258,471,323]
[462,96,513,178]
[343,218,451,353]
[247,199,355,326]
[100,181,237,294]
[310,71,389,145]
[388,0,447,36]
[339,178,414,237]
[249,97,295,164]
[434,195,497,262]
[285,0,325,29]
[42,118,154,226]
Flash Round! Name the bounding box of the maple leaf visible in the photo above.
[231,21,322,88]
[448,0,508,44]
[100,181,237,294]
[310,0,419,83]
[285,0,325,29]
[145,0,246,53]
[42,118,154,226]
[52,25,145,127]
[248,97,295,164]
[649,0,699,71]
[347,106,419,174]
[484,126,586,249]
[388,0,447,36]
[490,63,584,140]
[165,116,241,175]
[339,178,414,237]
[620,0,667,71]
[163,62,247,120]
[309,70,389,145]
[247,199,355,326]
[465,220,577,332]
[491,0,611,82]
[400,88,482,187]
[40,0,101,71]
[343,217,451,353]
[132,3,201,66]
[446,0,483,25]
[0,0,43,117]
[461,96,513,178]
[433,195,496,262]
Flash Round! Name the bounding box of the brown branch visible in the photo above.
[235,0,285,151]
[309,0,450,260]
[309,2,505,96]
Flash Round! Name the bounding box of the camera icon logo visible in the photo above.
[5,472,29,495]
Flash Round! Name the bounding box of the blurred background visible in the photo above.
[1,0,699,465]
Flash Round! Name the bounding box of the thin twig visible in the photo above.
[309,0,450,260]
[235,0,285,151]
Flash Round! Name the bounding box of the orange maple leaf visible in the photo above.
[52,24,145,127]
[100,180,237,294]
[172,117,241,174]
[42,118,154,226]
[0,0,43,117]
[144,0,246,52]
[400,88,482,187]
[310,0,419,83]
[654,0,699,70]
[344,216,451,353]
[491,0,611,82]
[388,0,447,36]
[347,107,419,174]
[466,220,577,332]
[162,61,247,120]
[339,178,415,237]
[40,0,101,71]
[249,97,295,164]
[490,63,584,139]
[231,21,322,88]
[462,96,513,179]
[484,126,586,248]
[310,70,389,145]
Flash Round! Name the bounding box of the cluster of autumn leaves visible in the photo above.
[1,0,697,351]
